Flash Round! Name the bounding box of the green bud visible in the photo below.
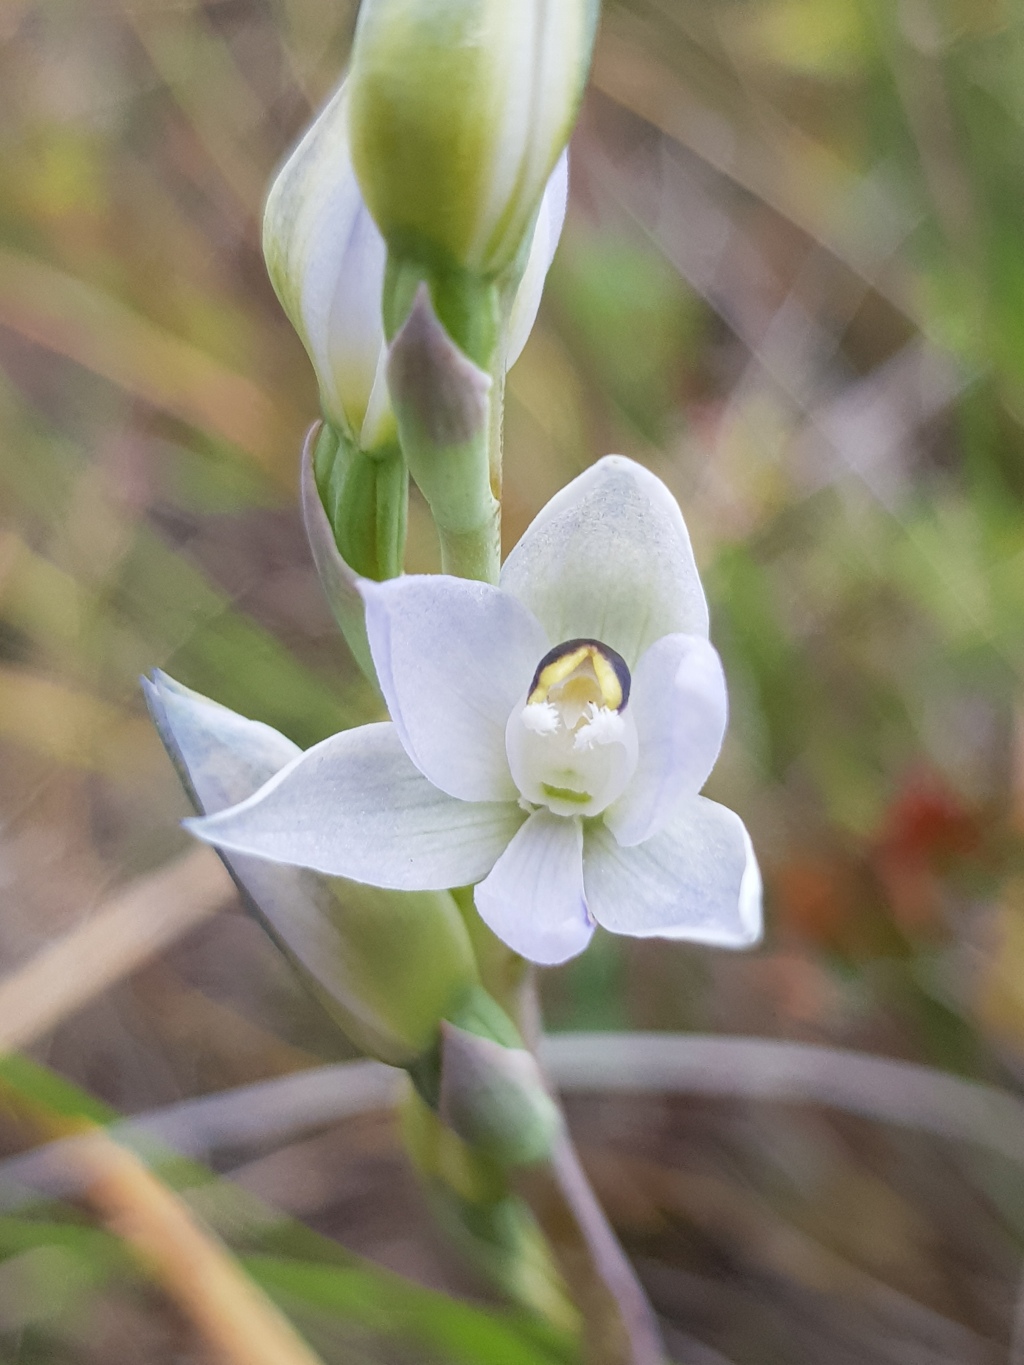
[311,422,406,585]
[348,0,599,281]
[300,424,379,685]
[438,1023,563,1167]
[400,1086,579,1330]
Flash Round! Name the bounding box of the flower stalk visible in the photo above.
[176,457,766,1359]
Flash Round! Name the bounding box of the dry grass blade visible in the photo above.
[0,847,236,1053]
[73,1129,326,1365]
[518,1132,665,1365]
[1,1076,328,1365]
[544,1034,1024,1165]
[0,667,157,776]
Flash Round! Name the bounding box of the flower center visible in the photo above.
[505,639,639,817]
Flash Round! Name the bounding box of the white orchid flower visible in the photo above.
[263,79,569,445]
[347,0,596,276]
[186,457,762,966]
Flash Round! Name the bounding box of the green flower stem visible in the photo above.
[436,511,501,584]
[488,359,507,497]
[401,1084,579,1335]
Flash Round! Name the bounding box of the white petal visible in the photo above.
[500,455,709,667]
[361,575,549,802]
[359,348,395,451]
[475,810,593,965]
[186,722,524,890]
[263,80,388,440]
[585,797,762,947]
[604,634,728,847]
[146,672,481,1067]
[323,196,388,434]
[507,152,568,369]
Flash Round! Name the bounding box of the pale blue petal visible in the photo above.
[499,455,709,667]
[186,722,525,889]
[585,797,762,947]
[475,810,593,965]
[361,575,548,803]
[604,634,728,847]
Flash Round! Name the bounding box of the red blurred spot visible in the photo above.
[773,856,853,945]
[872,769,980,933]
[876,769,979,864]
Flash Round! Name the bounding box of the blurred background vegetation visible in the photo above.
[2,0,1024,1359]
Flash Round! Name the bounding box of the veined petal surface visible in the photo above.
[605,633,729,847]
[584,797,762,947]
[500,456,709,667]
[475,810,593,965]
[324,201,389,438]
[187,722,524,889]
[467,2,594,270]
[361,575,548,802]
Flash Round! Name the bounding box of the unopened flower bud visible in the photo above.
[438,1023,562,1167]
[263,82,392,449]
[264,81,570,441]
[347,0,597,279]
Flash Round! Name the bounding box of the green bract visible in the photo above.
[348,0,598,280]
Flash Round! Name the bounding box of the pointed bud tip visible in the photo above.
[438,1022,562,1167]
[387,285,491,448]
